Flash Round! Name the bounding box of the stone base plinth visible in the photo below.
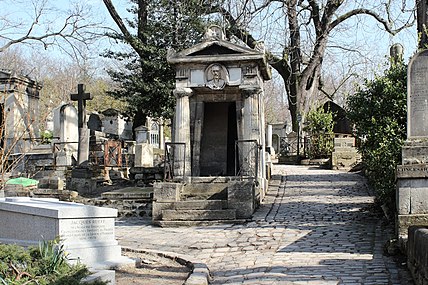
[69,177,97,195]
[397,178,428,214]
[331,149,361,170]
[397,214,428,239]
[401,139,428,165]
[396,164,428,240]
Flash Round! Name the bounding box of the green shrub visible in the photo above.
[40,130,53,144]
[0,240,107,285]
[346,60,407,210]
[304,106,335,158]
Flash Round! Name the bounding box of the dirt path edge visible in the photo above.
[121,247,212,285]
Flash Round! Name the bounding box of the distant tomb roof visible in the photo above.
[323,101,352,135]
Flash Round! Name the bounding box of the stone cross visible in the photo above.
[70,84,93,165]
[71,84,92,129]
[417,0,428,49]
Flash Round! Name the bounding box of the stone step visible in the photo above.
[172,200,226,210]
[154,219,248,227]
[161,209,236,221]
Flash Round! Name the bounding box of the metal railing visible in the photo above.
[235,139,259,179]
[163,142,186,181]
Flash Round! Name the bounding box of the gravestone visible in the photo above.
[0,197,132,270]
[52,104,78,166]
[70,85,98,194]
[134,143,154,167]
[396,49,428,240]
[88,113,103,132]
[135,125,149,144]
[71,84,92,165]
[101,109,133,140]
[331,136,361,170]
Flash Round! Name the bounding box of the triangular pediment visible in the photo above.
[168,40,263,63]
[167,26,272,80]
[189,43,241,56]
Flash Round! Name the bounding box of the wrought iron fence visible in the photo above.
[279,134,334,159]
[235,139,259,179]
[279,136,303,156]
[163,142,186,181]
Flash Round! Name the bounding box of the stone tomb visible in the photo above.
[0,197,130,269]
[397,49,428,240]
[153,25,271,225]
[331,136,361,170]
[52,103,78,166]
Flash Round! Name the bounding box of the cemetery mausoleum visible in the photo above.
[153,25,271,225]
[0,70,42,154]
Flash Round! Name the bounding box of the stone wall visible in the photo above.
[80,198,152,218]
[408,226,428,284]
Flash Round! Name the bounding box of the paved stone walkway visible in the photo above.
[115,165,413,284]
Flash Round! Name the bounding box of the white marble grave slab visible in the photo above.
[0,197,131,269]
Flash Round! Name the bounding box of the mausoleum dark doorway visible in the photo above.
[199,101,237,176]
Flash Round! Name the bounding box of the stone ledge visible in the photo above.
[82,270,116,285]
[408,226,428,285]
[397,214,428,238]
[122,247,211,285]
[153,219,248,227]
[397,164,428,178]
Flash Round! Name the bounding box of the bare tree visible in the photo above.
[212,0,415,131]
[0,0,103,58]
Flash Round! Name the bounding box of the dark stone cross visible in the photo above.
[71,84,93,129]
[71,84,93,165]
[418,0,428,49]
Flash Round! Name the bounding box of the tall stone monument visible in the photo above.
[71,84,92,165]
[396,49,428,240]
[70,84,96,194]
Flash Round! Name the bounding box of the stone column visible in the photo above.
[240,87,261,179]
[397,49,428,242]
[173,87,192,177]
[267,125,273,149]
[258,89,267,196]
[159,123,164,149]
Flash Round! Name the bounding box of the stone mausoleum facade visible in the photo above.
[152,25,271,225]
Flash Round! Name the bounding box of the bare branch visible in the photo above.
[329,8,415,35]
[102,0,144,58]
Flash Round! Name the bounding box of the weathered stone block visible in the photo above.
[397,214,428,237]
[227,181,255,218]
[229,201,254,219]
[227,181,254,202]
[37,177,65,190]
[408,226,428,285]
[397,178,428,214]
[161,209,236,221]
[334,137,355,148]
[71,167,93,178]
[331,149,361,170]
[153,182,182,202]
[134,143,154,167]
[69,178,97,195]
[152,202,173,221]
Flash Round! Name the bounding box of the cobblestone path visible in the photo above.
[115,165,413,284]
